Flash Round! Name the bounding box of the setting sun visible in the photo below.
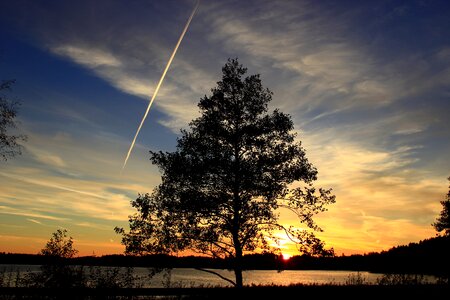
[282,253,292,261]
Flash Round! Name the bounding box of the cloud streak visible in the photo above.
[0,206,69,221]
[0,0,448,255]
[0,172,110,200]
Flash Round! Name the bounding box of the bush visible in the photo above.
[376,273,428,285]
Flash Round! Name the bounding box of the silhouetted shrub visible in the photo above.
[376,274,428,285]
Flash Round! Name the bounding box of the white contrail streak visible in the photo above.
[122,0,200,171]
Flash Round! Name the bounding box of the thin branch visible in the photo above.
[210,241,234,256]
[277,204,314,226]
[240,223,259,246]
[257,222,300,244]
[193,237,234,255]
[195,268,236,286]
[172,235,235,254]
[188,241,234,258]
[278,204,302,218]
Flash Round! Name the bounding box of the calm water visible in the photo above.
[0,265,437,287]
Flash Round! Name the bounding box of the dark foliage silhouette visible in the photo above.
[41,229,78,258]
[116,58,335,287]
[0,79,26,161]
[19,229,146,291]
[21,229,83,288]
[433,177,450,236]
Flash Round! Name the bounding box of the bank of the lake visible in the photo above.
[0,265,441,288]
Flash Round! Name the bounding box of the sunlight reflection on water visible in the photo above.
[1,265,438,288]
[144,268,382,287]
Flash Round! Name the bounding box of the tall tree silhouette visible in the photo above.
[433,177,450,236]
[116,59,335,287]
[0,79,26,161]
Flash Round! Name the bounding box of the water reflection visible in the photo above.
[0,265,439,288]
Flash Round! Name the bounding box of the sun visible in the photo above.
[282,253,292,260]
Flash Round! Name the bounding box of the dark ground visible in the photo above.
[0,285,449,299]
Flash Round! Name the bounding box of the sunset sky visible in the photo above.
[0,0,449,257]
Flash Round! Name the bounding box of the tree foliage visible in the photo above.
[41,229,78,259]
[0,79,26,161]
[19,229,146,288]
[116,59,335,287]
[433,177,450,236]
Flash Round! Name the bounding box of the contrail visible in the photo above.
[122,0,200,171]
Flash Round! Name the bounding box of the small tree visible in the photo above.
[116,59,335,287]
[20,229,146,288]
[0,79,26,161]
[41,229,78,258]
[39,229,81,288]
[21,229,82,288]
[433,177,450,236]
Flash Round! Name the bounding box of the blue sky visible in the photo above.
[0,0,449,255]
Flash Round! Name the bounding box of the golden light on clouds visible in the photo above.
[0,0,448,258]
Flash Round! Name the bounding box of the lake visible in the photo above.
[0,265,438,287]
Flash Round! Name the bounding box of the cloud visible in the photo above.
[204,3,384,112]
[53,45,122,67]
[205,1,450,127]
[47,42,204,132]
[0,125,162,225]
[0,172,111,200]
[26,218,43,225]
[0,0,448,256]
[19,0,447,138]
[0,205,69,221]
[0,171,134,222]
[278,125,446,253]
[75,222,112,231]
[29,148,67,168]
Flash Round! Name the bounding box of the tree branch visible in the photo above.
[195,268,236,286]
[256,222,301,244]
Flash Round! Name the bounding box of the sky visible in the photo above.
[0,0,449,257]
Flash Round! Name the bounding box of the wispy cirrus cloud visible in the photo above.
[49,42,205,131]
[0,0,448,256]
[0,205,69,221]
[53,45,122,67]
[205,1,450,116]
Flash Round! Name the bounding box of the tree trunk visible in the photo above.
[234,244,243,288]
[232,125,243,288]
[232,190,243,288]
[232,189,243,288]
[234,266,243,288]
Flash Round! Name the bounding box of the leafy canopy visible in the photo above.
[0,79,26,161]
[433,177,450,236]
[116,59,335,286]
[41,229,78,259]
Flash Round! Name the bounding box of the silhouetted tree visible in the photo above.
[433,177,450,236]
[41,229,78,258]
[116,59,335,287]
[21,229,145,289]
[21,229,83,288]
[0,79,26,161]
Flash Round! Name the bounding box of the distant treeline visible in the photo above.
[1,236,449,276]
